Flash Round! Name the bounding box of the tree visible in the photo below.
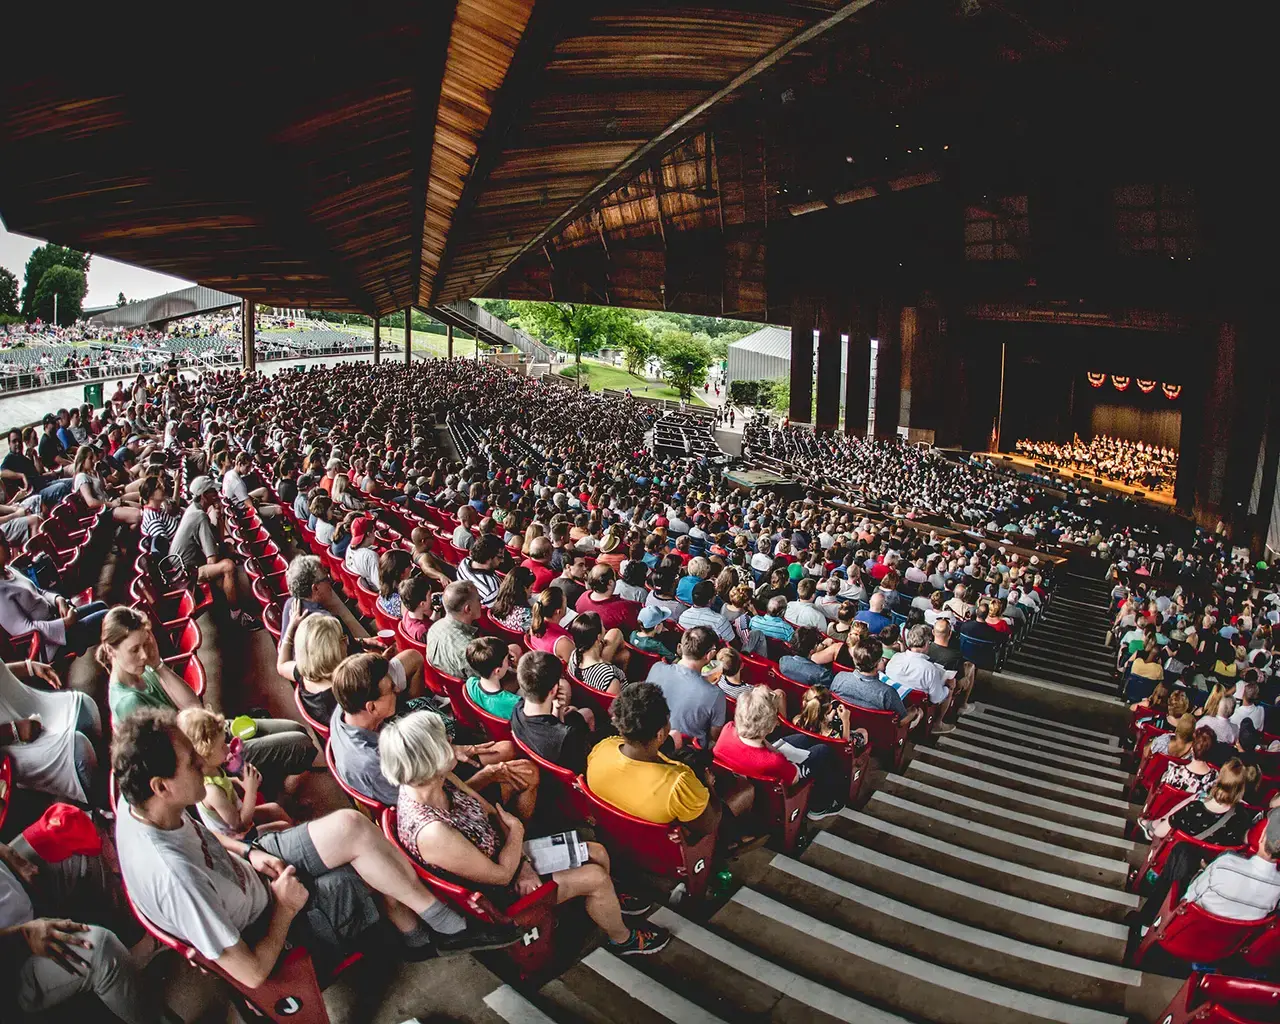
[33,265,87,326]
[656,331,713,401]
[0,267,18,317]
[116,291,128,307]
[21,244,90,319]
[513,302,642,357]
[616,317,657,376]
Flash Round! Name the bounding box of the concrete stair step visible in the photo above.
[802,831,1130,962]
[538,949,733,1024]
[969,703,1122,745]
[910,746,1132,816]
[713,886,1128,1024]
[934,734,1131,788]
[1007,651,1115,680]
[863,791,1131,883]
[827,809,1138,922]
[904,760,1131,836]
[879,774,1136,858]
[956,718,1124,766]
[651,908,912,1024]
[754,854,1140,1008]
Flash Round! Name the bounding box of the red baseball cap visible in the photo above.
[23,804,102,863]
[351,517,373,545]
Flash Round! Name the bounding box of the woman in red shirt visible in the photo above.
[985,597,1013,636]
[712,685,844,819]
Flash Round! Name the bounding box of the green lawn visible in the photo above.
[557,360,706,405]
[337,322,481,359]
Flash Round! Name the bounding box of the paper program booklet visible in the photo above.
[523,831,589,875]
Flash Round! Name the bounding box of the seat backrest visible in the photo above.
[738,651,775,688]
[958,633,999,669]
[623,641,662,681]
[294,684,331,740]
[460,684,514,743]
[1139,753,1187,795]
[576,775,716,900]
[839,698,907,770]
[567,674,616,725]
[712,756,811,851]
[163,654,207,698]
[478,610,525,648]
[1198,972,1280,1011]
[263,602,283,641]
[1143,782,1196,823]
[324,740,384,815]
[432,668,481,730]
[1147,887,1272,965]
[1239,919,1280,968]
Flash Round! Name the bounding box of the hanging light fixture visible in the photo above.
[1111,375,1131,391]
[1136,378,1157,393]
[1086,372,1106,388]
[1162,382,1182,400]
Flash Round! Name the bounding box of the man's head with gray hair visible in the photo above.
[687,556,711,580]
[766,595,788,617]
[286,554,329,601]
[442,580,480,622]
[906,624,932,650]
[933,618,953,640]
[869,592,886,613]
[1263,809,1280,860]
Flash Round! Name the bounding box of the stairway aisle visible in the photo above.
[483,696,1183,1024]
[1006,573,1118,698]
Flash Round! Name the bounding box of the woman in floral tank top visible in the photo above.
[379,710,670,957]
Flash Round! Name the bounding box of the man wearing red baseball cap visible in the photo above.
[343,516,380,590]
[1,805,180,1022]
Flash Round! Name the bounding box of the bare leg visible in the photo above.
[305,809,440,917]
[394,649,425,699]
[553,843,628,943]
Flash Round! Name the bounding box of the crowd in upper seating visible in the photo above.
[1,356,1277,1019]
[1017,434,1178,491]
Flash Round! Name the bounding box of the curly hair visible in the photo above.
[610,681,671,743]
[112,707,181,808]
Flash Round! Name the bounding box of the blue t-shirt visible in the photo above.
[855,610,891,634]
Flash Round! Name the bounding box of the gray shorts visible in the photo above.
[252,824,380,964]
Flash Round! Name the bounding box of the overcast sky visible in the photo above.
[1,219,193,309]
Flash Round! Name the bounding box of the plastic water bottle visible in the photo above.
[708,868,734,899]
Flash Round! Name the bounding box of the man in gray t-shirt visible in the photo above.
[170,476,258,629]
[645,626,726,748]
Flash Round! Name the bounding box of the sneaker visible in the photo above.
[607,925,671,956]
[233,610,264,631]
[1137,819,1153,841]
[957,704,975,716]
[618,893,655,917]
[934,722,957,734]
[806,800,843,821]
[433,920,523,955]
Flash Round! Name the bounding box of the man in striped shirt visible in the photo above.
[455,534,503,607]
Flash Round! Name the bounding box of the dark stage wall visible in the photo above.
[1087,402,1182,449]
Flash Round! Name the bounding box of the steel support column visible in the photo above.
[373,317,381,365]
[814,298,842,433]
[844,302,871,437]
[447,324,454,359]
[241,299,256,371]
[788,297,815,424]
[404,308,412,366]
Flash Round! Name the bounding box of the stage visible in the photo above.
[981,451,1177,507]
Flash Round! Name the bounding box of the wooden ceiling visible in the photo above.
[0,0,865,317]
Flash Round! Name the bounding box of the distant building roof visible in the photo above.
[728,325,791,359]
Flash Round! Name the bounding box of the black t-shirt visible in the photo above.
[1,451,41,487]
[511,705,590,775]
[927,641,966,673]
[1170,801,1250,847]
[37,432,63,469]
[549,576,586,610]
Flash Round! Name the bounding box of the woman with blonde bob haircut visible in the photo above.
[1144,757,1253,846]
[711,684,847,820]
[380,711,670,956]
[277,612,348,723]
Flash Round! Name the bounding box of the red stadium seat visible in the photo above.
[354,578,380,619]
[459,683,514,743]
[567,674,616,727]
[0,754,11,834]
[577,775,717,901]
[381,807,557,977]
[324,740,384,818]
[477,610,526,650]
[1131,884,1275,968]
[622,640,663,681]
[737,651,775,689]
[428,666,479,729]
[161,653,207,698]
[121,880,352,1024]
[294,684,331,740]
[1131,824,1248,894]
[1131,752,1186,801]
[372,602,400,635]
[263,603,283,642]
[1157,973,1280,1024]
[1239,920,1280,970]
[511,733,589,825]
[711,756,812,852]
[842,700,911,773]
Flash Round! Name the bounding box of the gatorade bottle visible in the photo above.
[708,868,734,899]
